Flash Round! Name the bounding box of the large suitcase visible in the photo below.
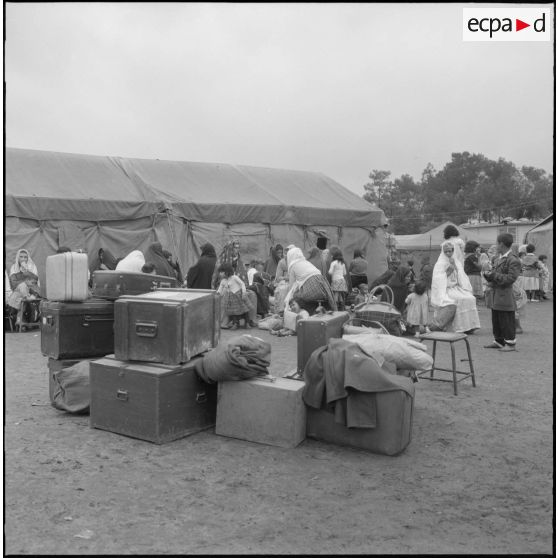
[45,252,89,301]
[114,289,220,365]
[89,355,217,444]
[47,356,101,403]
[40,298,115,359]
[296,311,350,373]
[216,377,306,448]
[306,376,415,456]
[91,270,179,300]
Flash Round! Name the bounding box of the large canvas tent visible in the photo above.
[394,221,469,265]
[5,148,388,288]
[525,214,554,291]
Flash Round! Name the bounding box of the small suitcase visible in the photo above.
[89,355,217,444]
[216,376,306,448]
[40,298,115,359]
[114,288,220,365]
[47,356,102,403]
[306,376,415,456]
[45,252,89,301]
[91,270,179,300]
[296,311,350,373]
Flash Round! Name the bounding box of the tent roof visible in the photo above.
[394,221,469,251]
[526,214,553,234]
[5,147,385,227]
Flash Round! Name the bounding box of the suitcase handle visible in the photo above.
[116,389,128,401]
[44,315,54,326]
[82,315,114,327]
[152,281,173,290]
[196,391,207,403]
[135,321,158,338]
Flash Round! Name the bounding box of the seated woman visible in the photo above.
[283,246,337,314]
[429,241,480,334]
[7,271,41,329]
[9,249,39,292]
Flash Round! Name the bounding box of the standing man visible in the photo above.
[482,233,522,352]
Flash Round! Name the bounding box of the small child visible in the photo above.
[328,251,348,308]
[217,263,253,330]
[354,283,369,305]
[404,280,429,337]
[270,298,310,337]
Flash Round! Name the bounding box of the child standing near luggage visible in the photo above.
[217,263,253,330]
[404,280,429,337]
[328,250,348,309]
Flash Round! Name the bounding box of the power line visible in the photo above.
[380,196,554,222]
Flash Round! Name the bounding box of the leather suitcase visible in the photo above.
[45,252,89,301]
[91,270,179,300]
[114,288,220,365]
[216,377,306,448]
[296,311,350,373]
[306,376,415,456]
[47,356,102,403]
[89,355,217,444]
[40,298,115,359]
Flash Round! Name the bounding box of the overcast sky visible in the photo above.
[5,2,554,196]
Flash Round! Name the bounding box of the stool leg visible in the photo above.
[450,342,458,395]
[465,338,476,387]
[430,341,437,379]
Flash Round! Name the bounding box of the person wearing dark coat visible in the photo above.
[186,243,217,289]
[482,233,522,352]
[163,249,183,284]
[144,242,177,278]
[387,264,412,313]
[264,244,283,277]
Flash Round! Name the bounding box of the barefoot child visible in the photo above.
[217,263,253,330]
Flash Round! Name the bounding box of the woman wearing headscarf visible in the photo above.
[89,248,119,275]
[387,265,412,313]
[264,244,283,278]
[284,246,337,313]
[144,242,177,278]
[442,224,465,267]
[9,249,39,290]
[429,241,480,333]
[307,246,328,279]
[115,250,146,273]
[162,249,183,284]
[186,243,217,289]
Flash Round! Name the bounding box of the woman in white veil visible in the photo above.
[429,241,480,333]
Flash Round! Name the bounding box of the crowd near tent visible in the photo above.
[394,221,469,265]
[525,214,554,290]
[5,148,388,288]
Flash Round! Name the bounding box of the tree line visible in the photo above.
[362,152,554,234]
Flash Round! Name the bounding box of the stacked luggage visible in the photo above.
[89,288,221,444]
[41,253,115,413]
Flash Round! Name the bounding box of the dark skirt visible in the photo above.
[350,274,368,289]
[294,274,338,311]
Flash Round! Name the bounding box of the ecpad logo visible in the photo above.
[463,8,551,41]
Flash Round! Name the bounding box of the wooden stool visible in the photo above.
[417,331,476,395]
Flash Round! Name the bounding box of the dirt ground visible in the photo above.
[4,299,554,555]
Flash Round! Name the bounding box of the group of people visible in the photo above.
[5,231,551,348]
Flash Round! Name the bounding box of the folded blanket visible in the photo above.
[195,334,271,383]
[303,338,414,429]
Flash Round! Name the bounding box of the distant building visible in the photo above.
[460,218,542,246]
